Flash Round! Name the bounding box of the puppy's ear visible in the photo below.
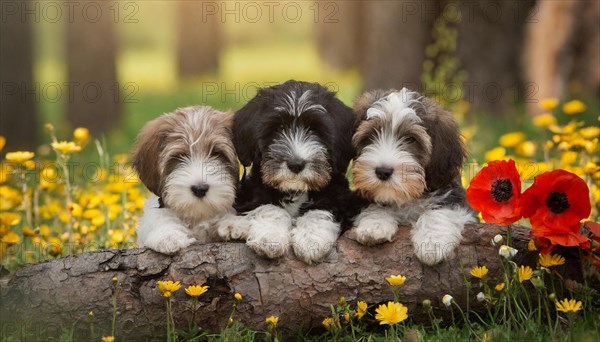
[233,92,266,166]
[421,98,466,191]
[353,89,394,121]
[132,114,172,195]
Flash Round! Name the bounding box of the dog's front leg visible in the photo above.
[410,206,477,265]
[244,204,292,259]
[291,210,340,264]
[349,204,399,245]
[137,195,196,254]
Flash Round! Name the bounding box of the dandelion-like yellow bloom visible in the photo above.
[356,301,368,319]
[539,98,559,111]
[533,113,557,128]
[470,265,489,279]
[375,301,408,325]
[555,298,582,313]
[484,147,506,161]
[495,283,505,292]
[1,231,20,245]
[322,317,333,329]
[22,226,36,237]
[539,254,566,267]
[101,337,115,342]
[111,230,124,244]
[385,275,406,286]
[157,280,181,298]
[579,126,600,139]
[518,265,533,283]
[234,292,243,301]
[527,239,537,251]
[562,100,586,115]
[5,151,35,164]
[0,212,21,227]
[516,141,536,157]
[265,315,279,327]
[51,141,81,154]
[73,127,90,145]
[499,132,525,148]
[185,284,209,297]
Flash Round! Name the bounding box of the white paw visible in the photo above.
[145,229,196,255]
[245,205,292,259]
[291,210,340,264]
[216,214,250,241]
[352,221,398,246]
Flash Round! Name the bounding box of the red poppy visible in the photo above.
[466,159,522,225]
[521,170,591,247]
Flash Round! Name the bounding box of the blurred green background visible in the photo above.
[1,0,598,160]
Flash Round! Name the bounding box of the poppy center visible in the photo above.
[546,192,569,214]
[491,179,513,203]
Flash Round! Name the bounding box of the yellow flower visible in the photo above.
[1,231,20,245]
[539,254,565,267]
[73,127,90,145]
[51,141,81,154]
[386,275,406,286]
[539,98,559,111]
[534,113,557,128]
[527,239,537,251]
[265,315,279,327]
[583,161,598,175]
[560,151,578,166]
[157,280,182,297]
[22,226,36,237]
[495,283,505,292]
[185,284,209,297]
[91,215,106,227]
[111,230,124,244]
[555,298,583,313]
[579,126,600,139]
[516,141,536,157]
[499,132,525,148]
[0,136,5,151]
[356,301,368,319]
[562,100,586,115]
[484,147,506,161]
[470,265,489,279]
[322,317,333,329]
[234,292,243,301]
[5,151,35,164]
[39,224,51,237]
[0,212,21,227]
[101,337,115,342]
[375,301,408,325]
[518,265,533,283]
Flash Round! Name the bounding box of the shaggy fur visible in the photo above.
[350,88,477,265]
[133,106,244,254]
[233,80,356,264]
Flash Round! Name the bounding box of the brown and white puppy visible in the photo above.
[133,106,244,254]
[350,88,476,265]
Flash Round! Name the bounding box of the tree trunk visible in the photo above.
[176,1,221,79]
[0,0,37,151]
[66,0,121,135]
[0,224,555,340]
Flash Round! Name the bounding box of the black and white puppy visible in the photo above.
[233,80,356,264]
[350,88,477,265]
[133,106,244,254]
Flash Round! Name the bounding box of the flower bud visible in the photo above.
[422,299,432,310]
[442,294,453,307]
[491,234,505,247]
[476,292,486,302]
[548,293,556,302]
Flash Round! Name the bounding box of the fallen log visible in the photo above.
[0,224,547,340]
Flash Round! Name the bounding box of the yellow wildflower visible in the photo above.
[356,301,368,319]
[111,230,124,244]
[0,136,5,151]
[91,215,106,227]
[533,113,557,128]
[528,239,537,251]
[485,147,506,161]
[579,126,600,139]
[39,224,51,237]
[539,98,559,111]
[470,265,489,279]
[518,265,533,283]
[555,298,582,313]
[539,254,566,267]
[5,151,35,164]
[562,100,586,115]
[560,151,578,166]
[2,231,20,245]
[234,292,243,301]
[22,226,36,237]
[265,315,279,327]
[73,127,90,145]
[51,141,81,154]
[516,141,536,157]
[0,212,21,226]
[101,337,115,342]
[185,284,209,297]
[499,132,525,148]
[583,161,598,175]
[495,283,505,292]
[375,301,408,325]
[386,275,406,286]
[157,280,182,297]
[322,317,333,329]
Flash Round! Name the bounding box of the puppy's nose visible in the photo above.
[375,167,394,181]
[287,159,306,174]
[190,183,209,198]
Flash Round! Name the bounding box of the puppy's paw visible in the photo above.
[145,229,196,255]
[352,220,398,246]
[245,205,292,259]
[216,214,250,241]
[291,210,340,264]
[412,239,458,266]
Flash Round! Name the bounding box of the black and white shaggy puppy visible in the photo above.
[133,106,243,254]
[233,80,356,264]
[350,88,477,265]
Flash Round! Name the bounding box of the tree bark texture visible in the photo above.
[1,224,547,340]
